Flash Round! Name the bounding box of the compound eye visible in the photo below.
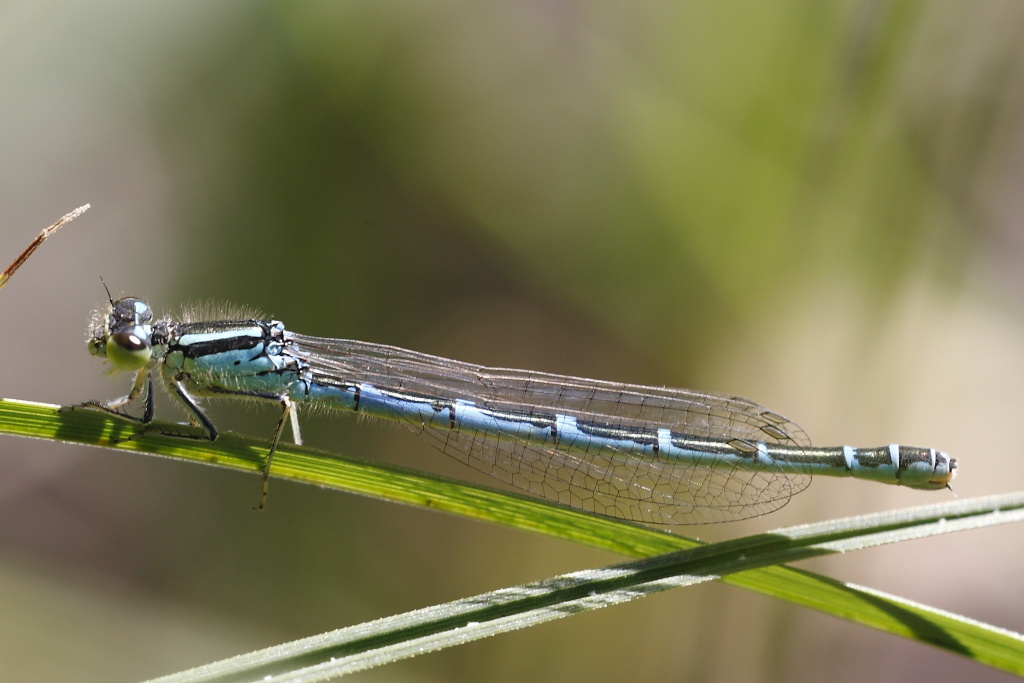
[106,327,153,371]
[111,330,147,352]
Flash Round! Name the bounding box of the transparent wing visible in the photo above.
[289,334,812,524]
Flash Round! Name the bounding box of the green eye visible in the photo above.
[105,328,153,371]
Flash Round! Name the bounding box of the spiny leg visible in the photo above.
[256,394,295,510]
[67,370,153,422]
[185,381,297,510]
[64,373,157,445]
[165,375,219,441]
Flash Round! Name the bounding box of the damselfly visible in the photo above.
[79,294,956,524]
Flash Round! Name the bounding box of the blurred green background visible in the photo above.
[2,2,1023,681]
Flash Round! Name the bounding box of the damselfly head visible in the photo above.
[87,297,155,371]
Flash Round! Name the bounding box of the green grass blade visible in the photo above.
[146,495,1024,682]
[1,397,690,555]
